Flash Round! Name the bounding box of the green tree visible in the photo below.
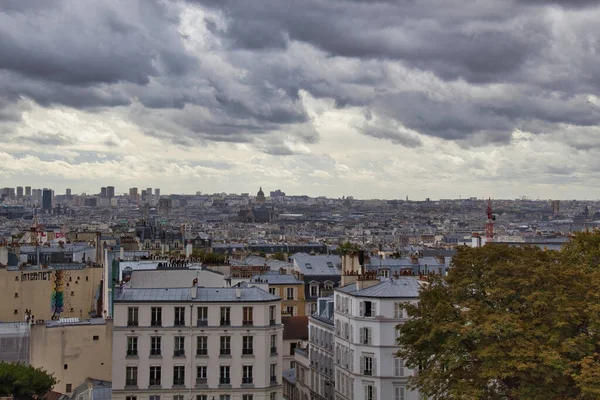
[397,240,600,399]
[336,241,360,255]
[271,252,287,261]
[0,362,57,399]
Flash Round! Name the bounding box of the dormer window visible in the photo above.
[305,263,312,269]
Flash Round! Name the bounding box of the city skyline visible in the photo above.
[2,1,600,199]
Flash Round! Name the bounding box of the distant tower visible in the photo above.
[66,188,72,197]
[256,187,266,204]
[485,198,494,242]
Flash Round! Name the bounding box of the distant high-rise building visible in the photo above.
[146,188,152,196]
[42,189,54,212]
[1,188,16,199]
[66,188,72,197]
[25,186,31,197]
[129,187,138,200]
[100,187,107,198]
[106,186,115,199]
[154,188,160,203]
[270,189,286,197]
[16,186,24,199]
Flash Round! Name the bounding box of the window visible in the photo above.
[64,364,68,370]
[395,386,406,400]
[286,287,295,300]
[220,365,231,385]
[14,293,18,298]
[270,363,277,383]
[285,306,294,315]
[310,302,317,314]
[243,307,253,326]
[270,334,277,354]
[270,394,276,400]
[290,342,297,356]
[243,336,254,355]
[151,307,162,326]
[125,366,138,386]
[93,335,99,341]
[362,301,374,317]
[196,336,208,356]
[363,384,376,400]
[126,336,138,356]
[126,397,137,400]
[269,305,276,325]
[173,366,185,386]
[395,358,405,377]
[220,396,231,400]
[220,336,231,356]
[381,269,389,278]
[151,336,161,356]
[66,383,72,393]
[196,365,207,385]
[149,366,161,386]
[242,365,253,384]
[310,285,318,297]
[174,307,185,326]
[174,336,185,357]
[149,396,161,400]
[127,307,138,326]
[197,396,208,400]
[269,287,277,295]
[220,307,230,326]
[174,396,184,400]
[243,395,254,400]
[197,306,208,326]
[360,327,372,345]
[361,356,374,375]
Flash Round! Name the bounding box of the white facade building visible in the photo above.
[309,297,335,400]
[112,284,283,400]
[333,277,421,400]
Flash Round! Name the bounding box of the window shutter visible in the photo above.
[359,328,364,344]
[360,356,364,374]
[373,358,377,375]
[363,385,368,400]
[372,302,376,317]
[399,359,404,376]
[394,303,400,318]
[373,385,377,400]
[394,358,400,376]
[359,301,364,317]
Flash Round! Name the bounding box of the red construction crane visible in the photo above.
[485,198,494,242]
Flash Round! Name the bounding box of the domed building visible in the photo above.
[256,187,266,204]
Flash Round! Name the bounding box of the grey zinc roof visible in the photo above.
[251,274,302,285]
[336,277,421,298]
[114,286,279,303]
[282,368,296,385]
[291,253,341,276]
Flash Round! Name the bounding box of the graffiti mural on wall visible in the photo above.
[51,270,64,320]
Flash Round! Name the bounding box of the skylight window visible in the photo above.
[305,263,312,269]
[327,262,334,268]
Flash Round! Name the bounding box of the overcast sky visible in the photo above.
[1,0,600,200]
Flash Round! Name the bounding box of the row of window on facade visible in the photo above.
[126,306,277,327]
[334,347,406,377]
[309,325,334,350]
[126,334,280,357]
[335,297,413,319]
[124,363,279,387]
[125,394,276,400]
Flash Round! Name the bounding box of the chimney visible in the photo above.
[235,287,241,299]
[190,285,197,299]
[119,246,124,260]
[186,243,193,258]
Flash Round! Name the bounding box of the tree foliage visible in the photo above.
[271,252,287,261]
[191,249,226,265]
[397,234,600,399]
[336,241,360,255]
[0,362,57,399]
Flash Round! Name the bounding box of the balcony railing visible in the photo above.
[151,320,162,327]
[196,319,208,327]
[126,350,138,356]
[270,376,277,384]
[127,320,138,327]
[364,369,372,376]
[242,348,253,355]
[125,379,137,387]
[173,379,185,386]
[269,319,277,325]
[219,377,231,385]
[220,319,231,326]
[242,377,253,384]
[196,348,208,356]
[196,377,207,385]
[173,350,185,357]
[220,348,231,356]
[270,347,277,354]
[150,349,161,356]
[174,320,185,327]
[242,320,253,326]
[149,379,161,386]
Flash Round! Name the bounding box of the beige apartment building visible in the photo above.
[0,264,103,322]
[112,284,284,400]
[30,318,113,396]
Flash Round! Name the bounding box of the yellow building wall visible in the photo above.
[0,266,103,322]
[30,319,112,395]
[273,284,306,316]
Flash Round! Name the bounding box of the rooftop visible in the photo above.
[291,253,341,276]
[114,286,279,303]
[336,277,421,298]
[251,273,302,285]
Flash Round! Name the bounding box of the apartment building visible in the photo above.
[112,284,283,400]
[251,273,305,317]
[333,276,421,400]
[309,297,335,400]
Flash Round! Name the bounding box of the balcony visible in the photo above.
[174,320,185,327]
[173,379,185,387]
[126,350,138,357]
[196,319,208,327]
[242,377,253,385]
[220,348,231,356]
[196,377,207,385]
[150,320,162,327]
[149,379,161,387]
[125,379,137,387]
[242,348,253,355]
[219,377,231,385]
[150,350,161,356]
[220,319,231,327]
[127,320,138,327]
[173,350,185,357]
[196,348,208,356]
[364,369,372,376]
[242,320,253,326]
